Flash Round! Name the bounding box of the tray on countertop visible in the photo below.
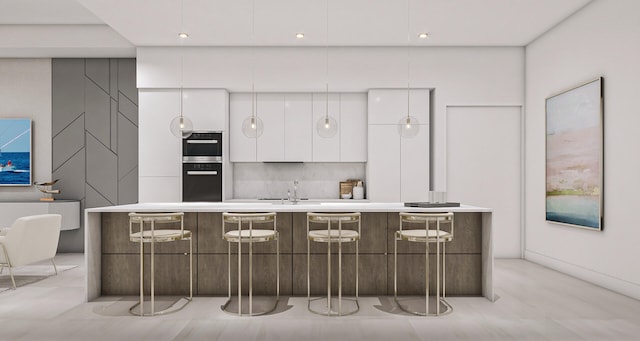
[404,202,461,208]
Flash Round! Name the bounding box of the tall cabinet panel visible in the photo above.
[367,88,430,202]
[138,89,182,202]
[367,125,400,201]
[340,93,367,162]
[229,93,256,162]
[400,127,429,201]
[139,89,182,177]
[312,93,340,161]
[284,93,313,161]
[256,93,285,161]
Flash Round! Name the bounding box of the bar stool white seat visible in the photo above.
[128,212,193,316]
[222,212,279,316]
[307,212,361,316]
[394,212,454,316]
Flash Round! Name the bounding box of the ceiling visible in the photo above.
[0,0,593,57]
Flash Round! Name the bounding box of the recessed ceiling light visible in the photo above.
[178,32,189,38]
[296,33,305,39]
[418,32,429,39]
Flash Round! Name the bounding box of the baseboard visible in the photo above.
[524,250,640,301]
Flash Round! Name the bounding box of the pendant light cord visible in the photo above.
[325,0,329,121]
[251,0,256,120]
[406,0,410,122]
[180,0,184,120]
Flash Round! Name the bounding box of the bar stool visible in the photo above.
[128,212,193,316]
[221,212,279,316]
[307,212,361,316]
[394,212,454,316]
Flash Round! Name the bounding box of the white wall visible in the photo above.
[0,59,51,201]
[525,0,640,299]
[137,46,525,192]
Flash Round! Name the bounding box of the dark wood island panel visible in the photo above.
[100,211,483,297]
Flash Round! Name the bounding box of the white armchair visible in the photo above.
[0,214,62,289]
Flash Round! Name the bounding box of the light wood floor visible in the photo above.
[1,254,639,340]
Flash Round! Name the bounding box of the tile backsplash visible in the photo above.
[233,162,366,199]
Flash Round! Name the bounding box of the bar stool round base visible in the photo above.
[394,296,453,316]
[221,296,279,316]
[308,296,360,316]
[129,296,192,316]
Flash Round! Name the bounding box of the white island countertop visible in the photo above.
[85,202,491,213]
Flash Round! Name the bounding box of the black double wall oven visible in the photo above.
[182,131,223,202]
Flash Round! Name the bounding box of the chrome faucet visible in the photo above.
[289,179,299,204]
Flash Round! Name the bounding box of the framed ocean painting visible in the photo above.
[546,78,603,230]
[0,118,32,186]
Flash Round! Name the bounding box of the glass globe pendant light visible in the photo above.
[241,87,263,138]
[169,88,193,138]
[315,0,338,138]
[398,89,419,138]
[241,0,264,138]
[316,85,338,138]
[398,0,419,138]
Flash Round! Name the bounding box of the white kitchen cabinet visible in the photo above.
[367,89,430,202]
[340,93,367,162]
[368,89,429,125]
[229,93,256,162]
[182,89,228,131]
[138,89,182,177]
[367,125,400,201]
[401,126,429,202]
[284,93,313,161]
[256,93,285,161]
[312,93,340,161]
[230,92,367,163]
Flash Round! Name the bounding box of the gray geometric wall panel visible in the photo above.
[86,133,118,204]
[52,115,84,171]
[52,58,138,252]
[85,79,111,148]
[52,150,86,201]
[85,59,110,93]
[51,59,84,136]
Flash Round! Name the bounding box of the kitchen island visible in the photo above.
[85,202,493,302]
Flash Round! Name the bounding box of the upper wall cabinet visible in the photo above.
[230,92,366,162]
[312,93,340,162]
[284,93,313,161]
[229,93,256,162]
[368,89,429,125]
[182,89,228,131]
[340,93,367,162]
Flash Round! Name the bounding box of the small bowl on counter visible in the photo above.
[341,193,352,199]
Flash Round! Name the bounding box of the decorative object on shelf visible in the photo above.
[316,0,338,138]
[34,179,60,201]
[0,118,32,186]
[241,0,264,139]
[353,181,365,200]
[169,0,193,139]
[398,0,419,138]
[545,77,603,230]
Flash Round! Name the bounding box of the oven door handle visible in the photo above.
[186,171,219,176]
[187,140,218,144]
